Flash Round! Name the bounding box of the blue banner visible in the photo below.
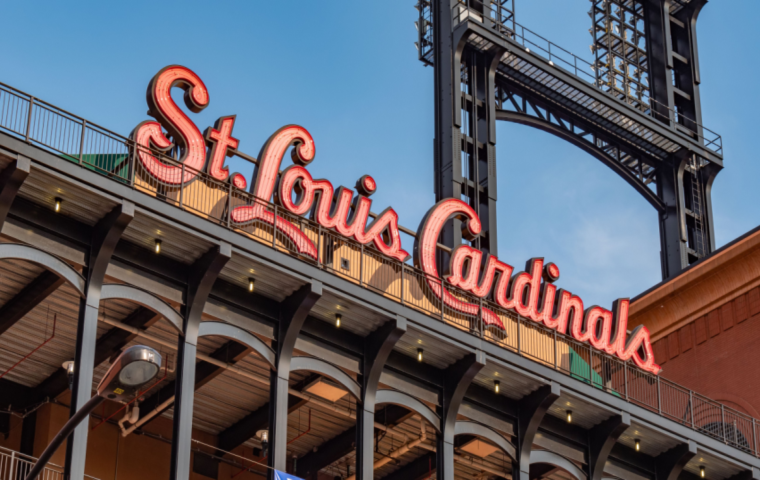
[275,470,304,480]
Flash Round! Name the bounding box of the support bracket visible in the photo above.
[437,350,486,480]
[517,382,561,480]
[589,412,631,480]
[356,315,407,480]
[170,242,232,480]
[655,441,698,480]
[0,155,30,231]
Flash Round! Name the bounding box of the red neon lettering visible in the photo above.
[584,306,613,350]
[606,299,630,356]
[277,167,409,262]
[231,173,247,190]
[131,65,209,185]
[230,126,317,259]
[205,115,239,182]
[619,324,661,374]
[128,66,660,374]
[512,258,544,321]
[553,289,584,335]
[415,199,503,330]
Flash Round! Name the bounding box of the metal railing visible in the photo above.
[0,447,99,480]
[451,1,723,156]
[0,80,755,456]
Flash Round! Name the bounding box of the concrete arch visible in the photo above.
[290,356,361,400]
[101,284,183,334]
[198,321,275,369]
[531,450,587,480]
[0,243,85,296]
[375,389,441,433]
[455,421,516,461]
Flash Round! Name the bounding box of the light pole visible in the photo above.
[24,345,162,480]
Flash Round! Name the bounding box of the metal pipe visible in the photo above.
[24,395,105,480]
[346,416,426,480]
[416,443,511,478]
[0,314,56,380]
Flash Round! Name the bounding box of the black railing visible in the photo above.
[450,1,723,156]
[0,80,754,456]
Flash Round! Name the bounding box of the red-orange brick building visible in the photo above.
[629,226,760,418]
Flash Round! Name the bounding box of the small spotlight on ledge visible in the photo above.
[417,348,423,362]
[700,466,705,478]
[335,314,341,328]
[248,278,255,293]
[154,239,162,254]
[54,198,62,213]
[566,410,572,423]
[494,380,500,394]
[635,439,640,451]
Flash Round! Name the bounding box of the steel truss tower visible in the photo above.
[416,0,722,280]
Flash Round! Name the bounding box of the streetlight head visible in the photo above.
[97,345,162,402]
[62,360,75,390]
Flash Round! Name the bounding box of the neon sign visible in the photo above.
[130,65,660,375]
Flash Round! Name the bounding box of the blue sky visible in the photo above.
[1,1,757,307]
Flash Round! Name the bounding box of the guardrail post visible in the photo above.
[179,163,185,209]
[440,277,445,323]
[272,204,278,248]
[359,243,364,286]
[79,120,86,164]
[400,261,405,305]
[478,298,483,337]
[553,330,558,369]
[128,143,136,188]
[25,97,34,142]
[516,315,521,355]
[657,376,662,415]
[721,405,726,443]
[589,349,594,384]
[226,182,232,228]
[624,362,629,401]
[317,224,322,267]
[752,418,758,457]
[689,391,695,428]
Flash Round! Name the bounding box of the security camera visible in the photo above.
[257,430,269,458]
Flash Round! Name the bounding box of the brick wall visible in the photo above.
[653,285,760,417]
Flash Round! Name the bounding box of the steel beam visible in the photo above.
[588,413,630,480]
[0,271,64,337]
[655,441,697,480]
[357,316,407,480]
[517,383,561,480]
[0,155,30,231]
[380,451,435,480]
[170,242,231,480]
[139,338,251,427]
[29,307,159,407]
[725,468,760,480]
[298,405,412,480]
[215,373,319,455]
[65,200,134,480]
[268,280,322,475]
[437,351,486,480]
